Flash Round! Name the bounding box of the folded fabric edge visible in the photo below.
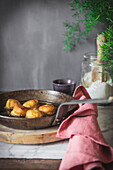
[56,133,113,151]
[59,148,113,170]
[73,85,91,99]
[84,161,105,170]
[59,152,106,170]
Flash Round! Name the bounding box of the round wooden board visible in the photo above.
[0,124,63,144]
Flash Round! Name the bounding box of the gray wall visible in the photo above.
[0,0,104,91]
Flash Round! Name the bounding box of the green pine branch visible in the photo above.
[63,0,113,81]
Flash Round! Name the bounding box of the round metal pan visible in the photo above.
[0,89,74,130]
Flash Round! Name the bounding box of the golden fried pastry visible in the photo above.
[26,109,43,118]
[38,104,55,115]
[11,106,28,117]
[23,99,38,109]
[5,99,21,110]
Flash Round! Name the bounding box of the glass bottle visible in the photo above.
[81,52,113,99]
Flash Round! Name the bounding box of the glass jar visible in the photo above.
[81,52,113,99]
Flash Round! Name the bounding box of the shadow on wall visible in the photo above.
[0,0,22,89]
[0,0,104,91]
[0,0,34,90]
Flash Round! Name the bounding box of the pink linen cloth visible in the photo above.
[57,85,113,170]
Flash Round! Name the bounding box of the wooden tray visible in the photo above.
[0,124,63,144]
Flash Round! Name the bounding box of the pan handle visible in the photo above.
[52,97,113,125]
[57,98,113,106]
[52,99,78,125]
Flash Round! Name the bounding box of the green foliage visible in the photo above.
[101,25,113,80]
[63,0,113,80]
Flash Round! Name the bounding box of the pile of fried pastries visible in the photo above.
[5,99,55,118]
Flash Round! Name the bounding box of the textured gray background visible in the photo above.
[0,0,104,91]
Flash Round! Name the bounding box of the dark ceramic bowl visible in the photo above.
[53,79,76,96]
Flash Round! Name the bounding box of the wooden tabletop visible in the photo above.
[0,158,113,170]
[0,158,61,170]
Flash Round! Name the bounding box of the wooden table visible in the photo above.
[0,158,61,170]
[0,158,113,170]
[0,105,113,170]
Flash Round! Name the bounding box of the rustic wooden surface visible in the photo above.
[0,159,61,170]
[0,124,62,144]
[0,159,113,170]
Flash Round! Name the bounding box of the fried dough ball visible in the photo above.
[5,99,21,110]
[38,104,55,115]
[11,106,28,117]
[23,99,38,109]
[26,109,43,118]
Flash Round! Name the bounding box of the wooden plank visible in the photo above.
[0,158,113,170]
[0,124,63,144]
[0,158,61,170]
